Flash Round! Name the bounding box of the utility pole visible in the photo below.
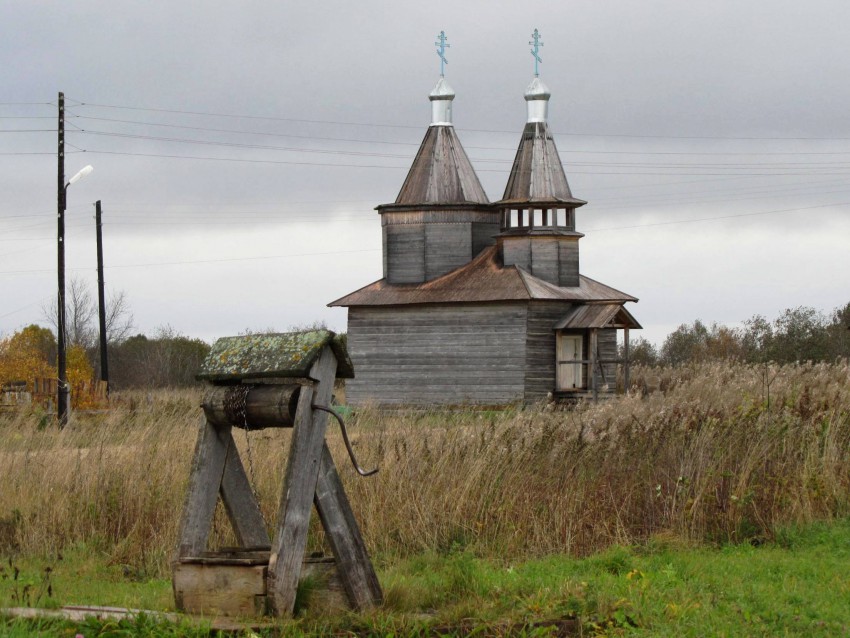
[57,92,68,427]
[95,200,109,395]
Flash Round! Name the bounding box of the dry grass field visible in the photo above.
[1,360,848,580]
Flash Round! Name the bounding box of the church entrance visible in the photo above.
[556,333,584,391]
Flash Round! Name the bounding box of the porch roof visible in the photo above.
[554,303,642,330]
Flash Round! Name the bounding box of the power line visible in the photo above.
[73,114,424,148]
[70,98,850,141]
[69,114,850,157]
[72,100,425,130]
[0,247,382,275]
[0,298,49,320]
[0,151,66,156]
[587,201,850,232]
[58,147,850,176]
[69,128,850,169]
[78,148,413,170]
[74,128,419,160]
[1,200,846,276]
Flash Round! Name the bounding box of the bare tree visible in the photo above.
[104,289,134,344]
[43,276,134,347]
[68,278,97,349]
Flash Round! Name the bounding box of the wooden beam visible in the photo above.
[176,417,232,559]
[219,432,271,549]
[267,346,338,616]
[590,329,598,404]
[623,328,630,393]
[314,442,383,610]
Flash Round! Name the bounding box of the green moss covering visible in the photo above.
[196,330,353,382]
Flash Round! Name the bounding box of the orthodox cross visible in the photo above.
[435,30,450,77]
[529,28,543,77]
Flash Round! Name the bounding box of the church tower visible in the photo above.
[377,34,498,284]
[497,31,587,287]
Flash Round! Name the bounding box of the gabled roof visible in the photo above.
[554,304,642,330]
[386,125,489,207]
[329,246,637,307]
[197,330,354,381]
[498,121,586,207]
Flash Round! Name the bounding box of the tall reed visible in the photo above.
[1,360,848,577]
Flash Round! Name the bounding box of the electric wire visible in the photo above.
[69,99,850,141]
[70,114,850,156]
[0,200,845,276]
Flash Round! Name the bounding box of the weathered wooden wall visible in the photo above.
[524,301,567,402]
[500,237,580,288]
[384,223,425,283]
[557,240,580,288]
[424,223,474,280]
[381,209,499,284]
[346,303,527,406]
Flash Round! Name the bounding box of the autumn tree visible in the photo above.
[0,324,100,408]
[618,336,659,366]
[0,325,56,389]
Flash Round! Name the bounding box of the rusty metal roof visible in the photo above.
[553,304,642,330]
[498,121,586,207]
[197,330,354,382]
[329,246,637,307]
[388,125,489,207]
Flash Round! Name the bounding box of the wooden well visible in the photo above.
[172,331,381,618]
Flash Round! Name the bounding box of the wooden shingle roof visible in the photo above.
[553,304,642,330]
[329,246,637,307]
[387,125,489,207]
[498,121,586,207]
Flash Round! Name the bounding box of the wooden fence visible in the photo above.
[1,378,108,412]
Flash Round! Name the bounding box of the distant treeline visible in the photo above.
[108,327,210,389]
[5,302,848,392]
[627,302,850,367]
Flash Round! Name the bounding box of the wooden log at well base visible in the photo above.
[202,384,301,429]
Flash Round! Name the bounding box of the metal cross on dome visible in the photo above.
[529,28,543,77]
[435,30,450,77]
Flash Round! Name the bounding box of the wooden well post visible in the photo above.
[172,331,382,618]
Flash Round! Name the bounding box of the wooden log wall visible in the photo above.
[381,209,498,284]
[557,240,580,288]
[501,237,580,288]
[346,303,527,406]
[524,301,566,402]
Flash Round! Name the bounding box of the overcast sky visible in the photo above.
[2,0,849,347]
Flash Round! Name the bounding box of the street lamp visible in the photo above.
[57,164,93,426]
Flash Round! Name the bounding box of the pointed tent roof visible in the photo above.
[329,246,637,307]
[381,78,489,208]
[498,77,586,207]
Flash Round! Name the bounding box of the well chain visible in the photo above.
[223,385,261,507]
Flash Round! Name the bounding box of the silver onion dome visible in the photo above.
[524,76,551,123]
[429,77,455,126]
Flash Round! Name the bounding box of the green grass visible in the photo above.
[3,519,849,636]
[0,544,173,613]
